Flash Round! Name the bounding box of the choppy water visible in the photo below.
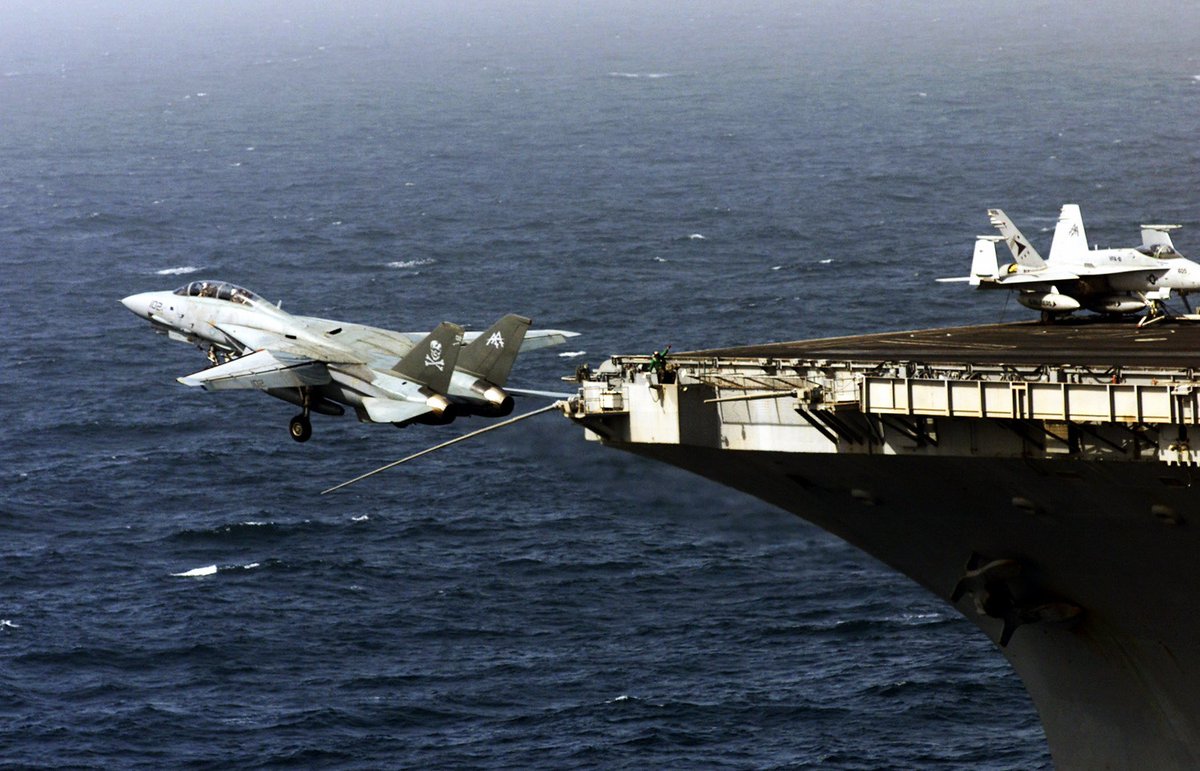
[4,2,1199,767]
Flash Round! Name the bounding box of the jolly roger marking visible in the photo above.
[487,331,504,349]
[425,340,445,371]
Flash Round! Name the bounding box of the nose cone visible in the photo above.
[121,291,157,319]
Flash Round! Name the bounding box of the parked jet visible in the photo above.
[939,206,1200,319]
[121,280,578,442]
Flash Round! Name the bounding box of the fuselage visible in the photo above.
[121,281,509,425]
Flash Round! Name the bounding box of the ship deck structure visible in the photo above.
[564,319,1200,769]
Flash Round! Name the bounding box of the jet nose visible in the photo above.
[121,292,156,319]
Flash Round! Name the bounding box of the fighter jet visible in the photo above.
[939,206,1200,320]
[121,280,578,442]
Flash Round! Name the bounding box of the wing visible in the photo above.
[1071,264,1169,278]
[990,267,1081,287]
[214,322,365,364]
[177,349,331,391]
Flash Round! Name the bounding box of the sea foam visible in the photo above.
[173,565,218,577]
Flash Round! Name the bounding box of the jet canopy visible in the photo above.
[173,281,264,305]
[1135,244,1184,259]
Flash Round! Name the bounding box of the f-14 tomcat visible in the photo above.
[939,204,1200,320]
[121,280,577,442]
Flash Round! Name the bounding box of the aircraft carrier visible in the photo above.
[563,319,1200,770]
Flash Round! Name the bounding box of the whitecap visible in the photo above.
[0,619,19,629]
[688,233,706,240]
[155,266,202,276]
[241,562,260,570]
[173,564,218,577]
[653,257,667,262]
[387,258,435,269]
[609,72,673,79]
[819,258,834,264]
[352,514,369,522]
[558,351,587,358]
[771,265,782,271]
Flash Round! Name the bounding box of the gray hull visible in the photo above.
[615,444,1200,769]
[568,322,1200,769]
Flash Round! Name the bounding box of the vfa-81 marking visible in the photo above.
[939,204,1200,321]
[121,280,578,442]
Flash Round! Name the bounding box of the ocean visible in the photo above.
[4,1,1199,767]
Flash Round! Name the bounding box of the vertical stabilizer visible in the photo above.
[392,322,464,393]
[970,237,1001,286]
[988,209,1046,268]
[1050,204,1088,263]
[457,314,531,385]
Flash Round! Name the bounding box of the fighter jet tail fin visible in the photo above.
[392,322,464,393]
[457,314,531,385]
[1050,204,1089,263]
[988,208,1046,269]
[969,237,1002,286]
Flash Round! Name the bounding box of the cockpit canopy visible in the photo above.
[173,281,264,305]
[1135,244,1183,260]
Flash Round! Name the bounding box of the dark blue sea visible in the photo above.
[4,2,1199,767]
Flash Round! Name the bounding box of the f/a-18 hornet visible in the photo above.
[939,204,1200,320]
[121,280,577,442]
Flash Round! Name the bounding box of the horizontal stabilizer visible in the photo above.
[437,328,579,352]
[177,349,330,391]
[515,329,580,352]
[359,397,432,424]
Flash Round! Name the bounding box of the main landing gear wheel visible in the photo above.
[289,414,312,443]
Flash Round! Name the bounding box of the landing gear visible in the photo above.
[289,413,312,443]
[290,388,313,442]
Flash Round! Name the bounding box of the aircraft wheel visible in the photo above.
[289,414,312,443]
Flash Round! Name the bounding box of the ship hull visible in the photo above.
[568,321,1200,769]
[610,443,1200,769]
